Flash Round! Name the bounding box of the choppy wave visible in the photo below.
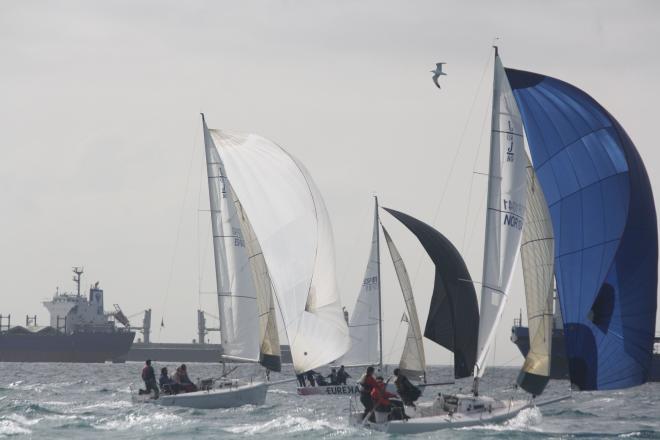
[0,363,657,439]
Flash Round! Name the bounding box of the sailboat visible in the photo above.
[145,115,350,409]
[350,47,559,433]
[296,196,427,396]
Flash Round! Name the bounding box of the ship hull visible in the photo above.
[0,331,135,363]
[511,325,660,381]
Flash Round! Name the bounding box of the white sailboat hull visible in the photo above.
[350,394,530,434]
[140,381,269,409]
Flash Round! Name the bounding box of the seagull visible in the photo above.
[431,62,447,89]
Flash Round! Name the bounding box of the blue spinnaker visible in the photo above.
[506,68,657,390]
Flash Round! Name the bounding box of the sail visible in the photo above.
[232,188,282,372]
[506,66,658,390]
[208,129,350,373]
[475,52,528,378]
[342,199,381,367]
[517,154,554,395]
[202,119,260,361]
[384,208,479,379]
[381,225,426,378]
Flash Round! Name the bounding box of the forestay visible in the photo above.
[475,51,528,378]
[342,200,381,367]
[209,130,350,373]
[382,226,426,378]
[517,154,554,395]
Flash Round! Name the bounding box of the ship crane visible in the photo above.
[197,309,220,344]
[122,308,152,344]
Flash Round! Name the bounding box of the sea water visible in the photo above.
[0,362,658,439]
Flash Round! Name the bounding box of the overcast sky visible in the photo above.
[1,0,658,367]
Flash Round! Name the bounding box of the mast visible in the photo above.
[375,196,383,371]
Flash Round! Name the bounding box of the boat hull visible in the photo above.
[143,381,269,409]
[350,395,530,434]
[0,331,135,363]
[297,384,360,396]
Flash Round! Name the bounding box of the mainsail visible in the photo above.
[202,118,260,362]
[384,208,479,379]
[517,154,554,395]
[208,129,350,373]
[381,225,426,378]
[506,66,658,390]
[342,198,382,367]
[475,49,528,380]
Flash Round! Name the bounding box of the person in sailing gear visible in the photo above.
[358,366,378,418]
[296,373,307,387]
[336,365,350,385]
[159,367,178,394]
[393,368,421,407]
[305,370,317,387]
[327,368,338,385]
[316,372,329,386]
[371,376,407,420]
[174,364,197,393]
[141,359,159,398]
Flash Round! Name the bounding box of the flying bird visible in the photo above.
[431,62,447,89]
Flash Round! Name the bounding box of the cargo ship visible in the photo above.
[0,268,135,363]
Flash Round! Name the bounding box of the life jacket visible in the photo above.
[142,365,152,381]
[370,381,395,407]
[359,374,378,394]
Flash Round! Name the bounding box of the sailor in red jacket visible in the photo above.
[370,376,407,420]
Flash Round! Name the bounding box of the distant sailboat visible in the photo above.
[297,197,427,396]
[145,116,350,408]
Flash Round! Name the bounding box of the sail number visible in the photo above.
[502,199,524,231]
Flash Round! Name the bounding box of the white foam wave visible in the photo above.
[94,412,189,431]
[458,407,543,432]
[225,414,349,435]
[0,419,32,436]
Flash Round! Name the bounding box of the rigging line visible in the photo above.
[159,117,200,341]
[337,198,372,298]
[461,78,493,253]
[409,49,493,290]
[385,317,405,366]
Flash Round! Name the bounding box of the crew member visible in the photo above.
[393,368,421,407]
[141,359,159,398]
[337,365,350,385]
[371,376,406,420]
[358,366,378,418]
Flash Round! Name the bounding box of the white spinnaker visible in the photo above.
[209,130,350,373]
[203,121,260,361]
[475,53,528,377]
[519,154,554,379]
[341,202,381,367]
[232,189,281,364]
[382,226,426,378]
